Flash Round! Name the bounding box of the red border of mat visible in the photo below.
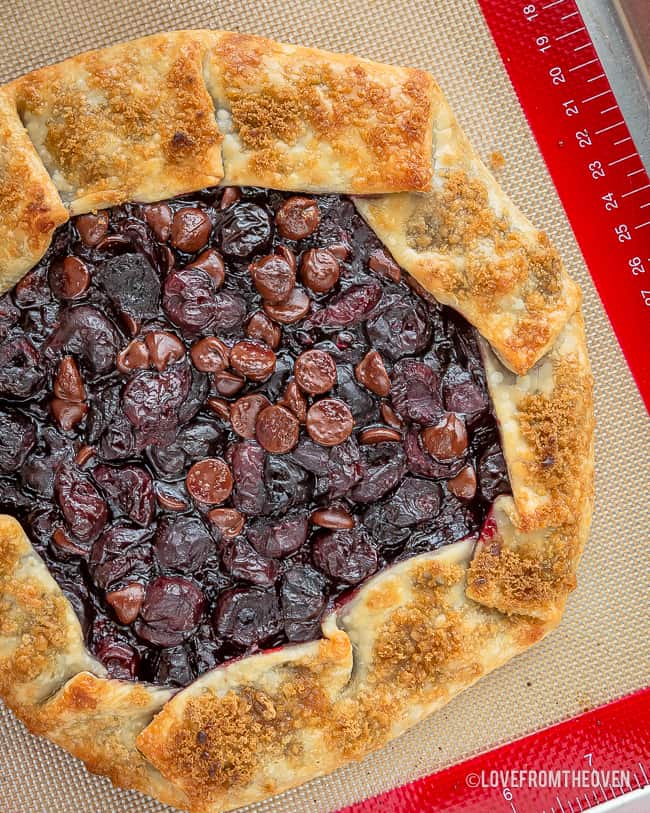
[337,688,650,813]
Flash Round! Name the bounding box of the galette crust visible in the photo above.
[201,31,436,194]
[8,32,224,214]
[0,29,593,813]
[0,91,68,290]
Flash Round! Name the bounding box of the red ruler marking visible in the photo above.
[337,687,650,813]
[478,0,650,413]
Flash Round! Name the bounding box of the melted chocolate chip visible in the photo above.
[275,196,320,240]
[306,399,354,447]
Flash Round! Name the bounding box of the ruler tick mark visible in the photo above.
[601,105,620,115]
[612,135,630,144]
[562,10,579,19]
[622,184,650,198]
[608,152,638,166]
[633,773,642,789]
[576,797,583,812]
[594,120,624,134]
[567,799,575,813]
[639,762,650,785]
[628,168,645,177]
[583,89,612,104]
[635,220,650,230]
[556,795,566,813]
[557,26,586,41]
[570,58,598,72]
[640,202,650,209]
[574,42,592,52]
[542,0,566,8]
[587,72,606,82]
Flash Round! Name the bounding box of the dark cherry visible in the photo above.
[0,410,37,473]
[231,441,267,516]
[248,513,309,558]
[366,292,431,360]
[212,587,282,648]
[162,267,219,334]
[312,529,378,585]
[281,565,328,642]
[390,359,443,424]
[312,283,382,329]
[89,526,153,590]
[94,638,140,680]
[44,305,119,376]
[136,576,205,647]
[54,464,107,544]
[221,536,279,586]
[478,444,510,501]
[219,202,272,259]
[0,336,44,398]
[383,477,442,527]
[94,464,155,526]
[368,247,401,282]
[154,516,213,573]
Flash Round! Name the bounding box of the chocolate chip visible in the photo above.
[155,482,190,512]
[144,331,185,371]
[106,582,145,625]
[187,248,225,287]
[220,187,242,209]
[294,350,337,395]
[213,370,246,397]
[230,394,271,439]
[186,458,233,505]
[275,244,297,274]
[359,426,402,444]
[207,507,245,538]
[299,248,340,293]
[278,379,308,423]
[49,257,91,300]
[255,405,300,454]
[230,340,276,381]
[52,528,87,556]
[249,255,295,304]
[275,196,320,240]
[75,212,109,247]
[143,203,172,242]
[206,397,231,421]
[50,399,88,431]
[380,402,403,430]
[421,413,468,461]
[306,399,354,447]
[245,311,281,350]
[448,465,477,500]
[327,242,351,261]
[75,444,96,467]
[368,247,401,282]
[171,207,211,253]
[190,336,230,373]
[310,506,354,530]
[54,357,85,402]
[355,350,390,397]
[117,339,150,374]
[264,287,311,324]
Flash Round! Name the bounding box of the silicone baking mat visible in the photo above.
[0,2,649,812]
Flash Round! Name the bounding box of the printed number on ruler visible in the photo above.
[521,0,650,311]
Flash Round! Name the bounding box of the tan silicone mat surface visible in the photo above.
[1,1,649,811]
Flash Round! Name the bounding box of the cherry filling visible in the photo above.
[0,188,510,687]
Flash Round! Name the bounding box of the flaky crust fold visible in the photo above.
[0,28,593,813]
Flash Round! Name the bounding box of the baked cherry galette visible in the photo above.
[0,31,593,813]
